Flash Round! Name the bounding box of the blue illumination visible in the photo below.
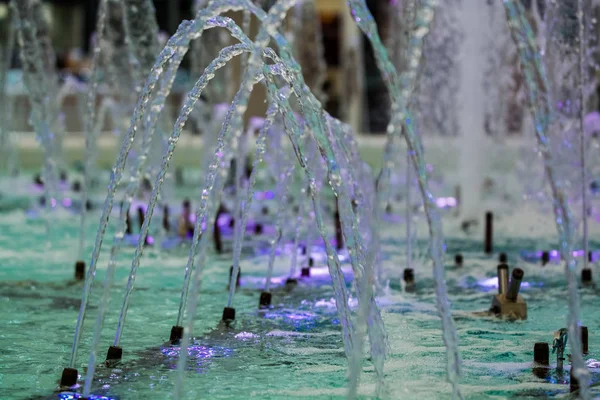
[58,392,117,400]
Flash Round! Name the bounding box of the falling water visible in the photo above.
[12,0,60,240]
[346,0,463,396]
[262,24,388,400]
[262,75,355,359]
[578,0,589,274]
[264,161,295,292]
[406,151,412,271]
[78,0,109,261]
[502,0,590,395]
[227,101,279,307]
[71,1,380,396]
[0,11,14,172]
[173,3,370,396]
[457,1,487,223]
[66,18,201,369]
[112,28,250,347]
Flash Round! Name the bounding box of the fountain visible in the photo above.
[1,0,600,399]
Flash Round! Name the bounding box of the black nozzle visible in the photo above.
[589,251,593,263]
[499,252,507,263]
[582,268,592,284]
[506,268,524,301]
[214,205,224,254]
[308,257,314,267]
[106,345,122,363]
[300,244,307,256]
[162,205,170,232]
[335,200,343,250]
[59,367,78,387]
[261,206,269,216]
[125,207,132,235]
[74,260,85,281]
[454,254,463,267]
[259,291,272,309]
[285,278,298,290]
[72,181,81,192]
[254,223,263,235]
[541,251,550,266]
[244,159,253,179]
[222,307,235,324]
[301,267,310,277]
[60,170,68,182]
[403,268,415,285]
[141,177,152,192]
[582,326,588,355]
[533,342,549,365]
[484,211,493,254]
[497,263,509,295]
[137,206,145,231]
[170,325,184,343]
[34,173,43,186]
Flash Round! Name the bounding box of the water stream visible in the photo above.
[346,0,463,396]
[502,1,590,396]
[78,0,109,262]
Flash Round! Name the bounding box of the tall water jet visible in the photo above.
[11,0,61,239]
[0,9,15,173]
[457,1,486,225]
[290,0,327,103]
[502,0,590,395]
[578,0,590,279]
[347,0,463,396]
[77,0,109,266]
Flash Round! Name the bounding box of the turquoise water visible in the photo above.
[1,173,600,399]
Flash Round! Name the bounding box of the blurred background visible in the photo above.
[0,0,598,135]
[0,0,453,135]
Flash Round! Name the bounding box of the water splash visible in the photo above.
[12,0,61,242]
[347,0,463,396]
[78,0,109,262]
[502,0,589,396]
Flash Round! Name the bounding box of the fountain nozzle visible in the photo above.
[484,211,493,254]
[552,328,568,371]
[532,342,550,378]
[506,268,524,301]
[489,267,527,320]
[497,264,509,295]
[499,252,507,263]
[221,307,236,326]
[541,251,550,266]
[74,260,85,281]
[259,292,272,309]
[59,367,78,387]
[582,268,592,284]
[105,345,123,366]
[403,268,415,292]
[169,326,183,344]
[454,253,463,267]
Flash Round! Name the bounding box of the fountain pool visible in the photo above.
[1,134,600,399]
[2,0,600,398]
